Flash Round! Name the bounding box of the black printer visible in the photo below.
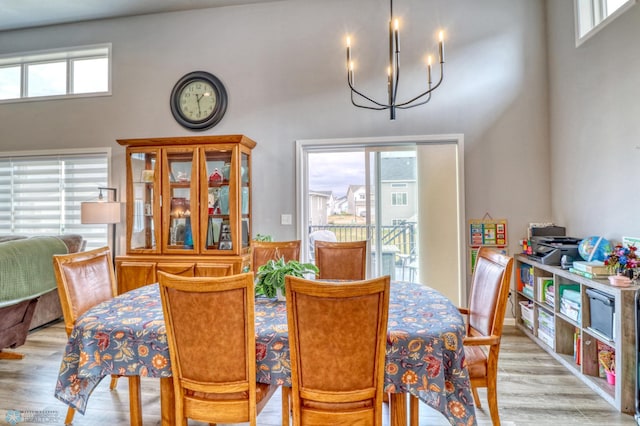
[528,236,582,266]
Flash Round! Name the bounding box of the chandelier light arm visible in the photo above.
[396,92,431,109]
[395,67,444,107]
[348,75,392,109]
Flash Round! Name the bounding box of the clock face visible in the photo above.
[178,80,217,121]
[170,71,228,131]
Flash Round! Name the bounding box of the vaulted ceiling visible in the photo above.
[0,0,286,32]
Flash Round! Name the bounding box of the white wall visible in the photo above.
[0,0,550,261]
[546,1,640,243]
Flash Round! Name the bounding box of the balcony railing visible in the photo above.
[308,222,417,280]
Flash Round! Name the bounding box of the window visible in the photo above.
[391,192,408,206]
[575,0,636,45]
[0,44,111,102]
[0,150,110,249]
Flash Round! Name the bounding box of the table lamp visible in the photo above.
[81,187,121,263]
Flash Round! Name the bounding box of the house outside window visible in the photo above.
[392,192,408,206]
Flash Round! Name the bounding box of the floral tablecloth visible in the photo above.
[55,281,476,425]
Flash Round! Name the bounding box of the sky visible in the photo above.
[308,151,365,197]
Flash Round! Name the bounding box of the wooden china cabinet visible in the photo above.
[115,135,254,294]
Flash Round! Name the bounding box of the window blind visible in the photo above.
[0,152,108,249]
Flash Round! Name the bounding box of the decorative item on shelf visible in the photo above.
[241,165,248,183]
[218,186,229,215]
[578,236,612,262]
[344,0,446,120]
[183,216,193,249]
[140,169,154,183]
[218,223,232,250]
[222,162,231,182]
[598,349,615,385]
[255,257,319,301]
[170,197,188,217]
[241,187,249,215]
[209,168,223,183]
[604,244,638,286]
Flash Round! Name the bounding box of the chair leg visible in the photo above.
[409,395,419,426]
[109,375,119,390]
[128,376,142,426]
[471,386,481,408]
[64,407,75,425]
[487,381,501,426]
[281,386,290,426]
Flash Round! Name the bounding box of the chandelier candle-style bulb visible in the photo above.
[394,19,400,52]
[344,0,446,119]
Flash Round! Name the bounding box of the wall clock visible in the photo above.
[170,71,228,131]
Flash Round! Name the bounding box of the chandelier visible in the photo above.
[345,0,445,120]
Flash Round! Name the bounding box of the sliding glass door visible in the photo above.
[296,135,465,304]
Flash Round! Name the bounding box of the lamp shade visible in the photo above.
[81,201,121,224]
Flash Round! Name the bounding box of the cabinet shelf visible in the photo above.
[514,254,638,414]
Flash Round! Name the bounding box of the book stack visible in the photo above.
[569,261,611,279]
[520,265,534,298]
[537,277,554,305]
[537,308,555,348]
[573,328,581,365]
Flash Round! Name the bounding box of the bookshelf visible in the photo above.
[514,254,638,413]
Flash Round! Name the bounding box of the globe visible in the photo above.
[578,236,612,262]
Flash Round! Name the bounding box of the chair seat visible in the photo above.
[464,345,488,379]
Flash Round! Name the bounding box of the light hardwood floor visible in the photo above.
[0,321,637,425]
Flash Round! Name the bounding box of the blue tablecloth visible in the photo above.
[55,281,476,425]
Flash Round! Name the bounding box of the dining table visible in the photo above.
[55,280,477,426]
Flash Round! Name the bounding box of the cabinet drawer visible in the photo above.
[157,262,195,277]
[195,263,234,277]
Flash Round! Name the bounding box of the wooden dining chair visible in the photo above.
[53,246,141,426]
[285,275,390,426]
[251,240,301,272]
[409,246,513,426]
[158,271,277,426]
[314,240,367,280]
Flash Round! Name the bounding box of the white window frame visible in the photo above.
[0,148,112,250]
[0,43,112,103]
[391,191,408,206]
[574,0,636,46]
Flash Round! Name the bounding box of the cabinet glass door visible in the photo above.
[164,148,198,253]
[202,148,233,253]
[241,151,250,249]
[128,150,158,252]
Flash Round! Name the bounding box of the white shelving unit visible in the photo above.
[514,254,638,413]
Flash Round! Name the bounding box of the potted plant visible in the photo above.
[255,257,319,299]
